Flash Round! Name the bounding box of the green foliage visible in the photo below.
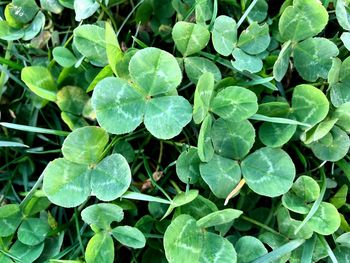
[1,0,349,262]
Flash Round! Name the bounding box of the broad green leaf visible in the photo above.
[336,232,350,247]
[176,148,201,184]
[56,86,89,115]
[129,47,182,96]
[197,115,214,162]
[333,246,350,262]
[212,15,237,56]
[231,48,263,73]
[211,86,258,122]
[330,83,350,107]
[92,77,145,134]
[81,203,124,229]
[339,56,350,83]
[236,236,268,263]
[257,101,291,117]
[308,202,340,235]
[293,38,339,82]
[301,118,338,144]
[333,102,350,133]
[0,21,24,41]
[309,126,350,162]
[277,207,313,239]
[336,0,350,31]
[259,121,296,148]
[144,96,192,139]
[62,126,108,165]
[291,84,329,126]
[273,40,292,82]
[197,209,242,228]
[85,232,114,263]
[278,0,328,42]
[91,153,131,201]
[22,11,45,41]
[111,226,146,249]
[341,32,350,51]
[237,22,270,55]
[241,147,296,197]
[9,0,39,24]
[0,204,22,237]
[164,214,204,263]
[211,118,255,160]
[42,158,91,208]
[193,72,214,124]
[21,66,57,102]
[199,232,237,263]
[18,218,50,246]
[73,25,108,66]
[105,22,122,76]
[282,175,320,214]
[53,47,77,68]
[200,154,241,199]
[74,0,99,21]
[40,0,64,14]
[113,141,135,163]
[9,241,44,263]
[195,0,212,23]
[172,21,210,56]
[184,56,221,84]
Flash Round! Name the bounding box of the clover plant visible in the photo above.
[0,0,349,262]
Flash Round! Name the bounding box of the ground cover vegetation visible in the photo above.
[0,0,350,262]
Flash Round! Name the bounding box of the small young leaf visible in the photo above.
[56,86,89,115]
[81,203,124,229]
[259,122,296,148]
[273,40,292,82]
[333,102,350,133]
[74,0,99,21]
[105,22,122,76]
[22,11,45,41]
[197,209,242,228]
[91,153,131,201]
[9,241,45,263]
[193,72,214,124]
[111,226,146,249]
[172,21,210,56]
[21,66,57,102]
[241,147,296,197]
[197,115,215,162]
[336,0,350,31]
[211,86,258,122]
[9,0,39,24]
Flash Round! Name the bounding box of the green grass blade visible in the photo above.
[250,114,312,127]
[0,141,29,148]
[121,191,171,204]
[318,235,339,263]
[0,122,70,136]
[301,234,316,263]
[252,239,305,263]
